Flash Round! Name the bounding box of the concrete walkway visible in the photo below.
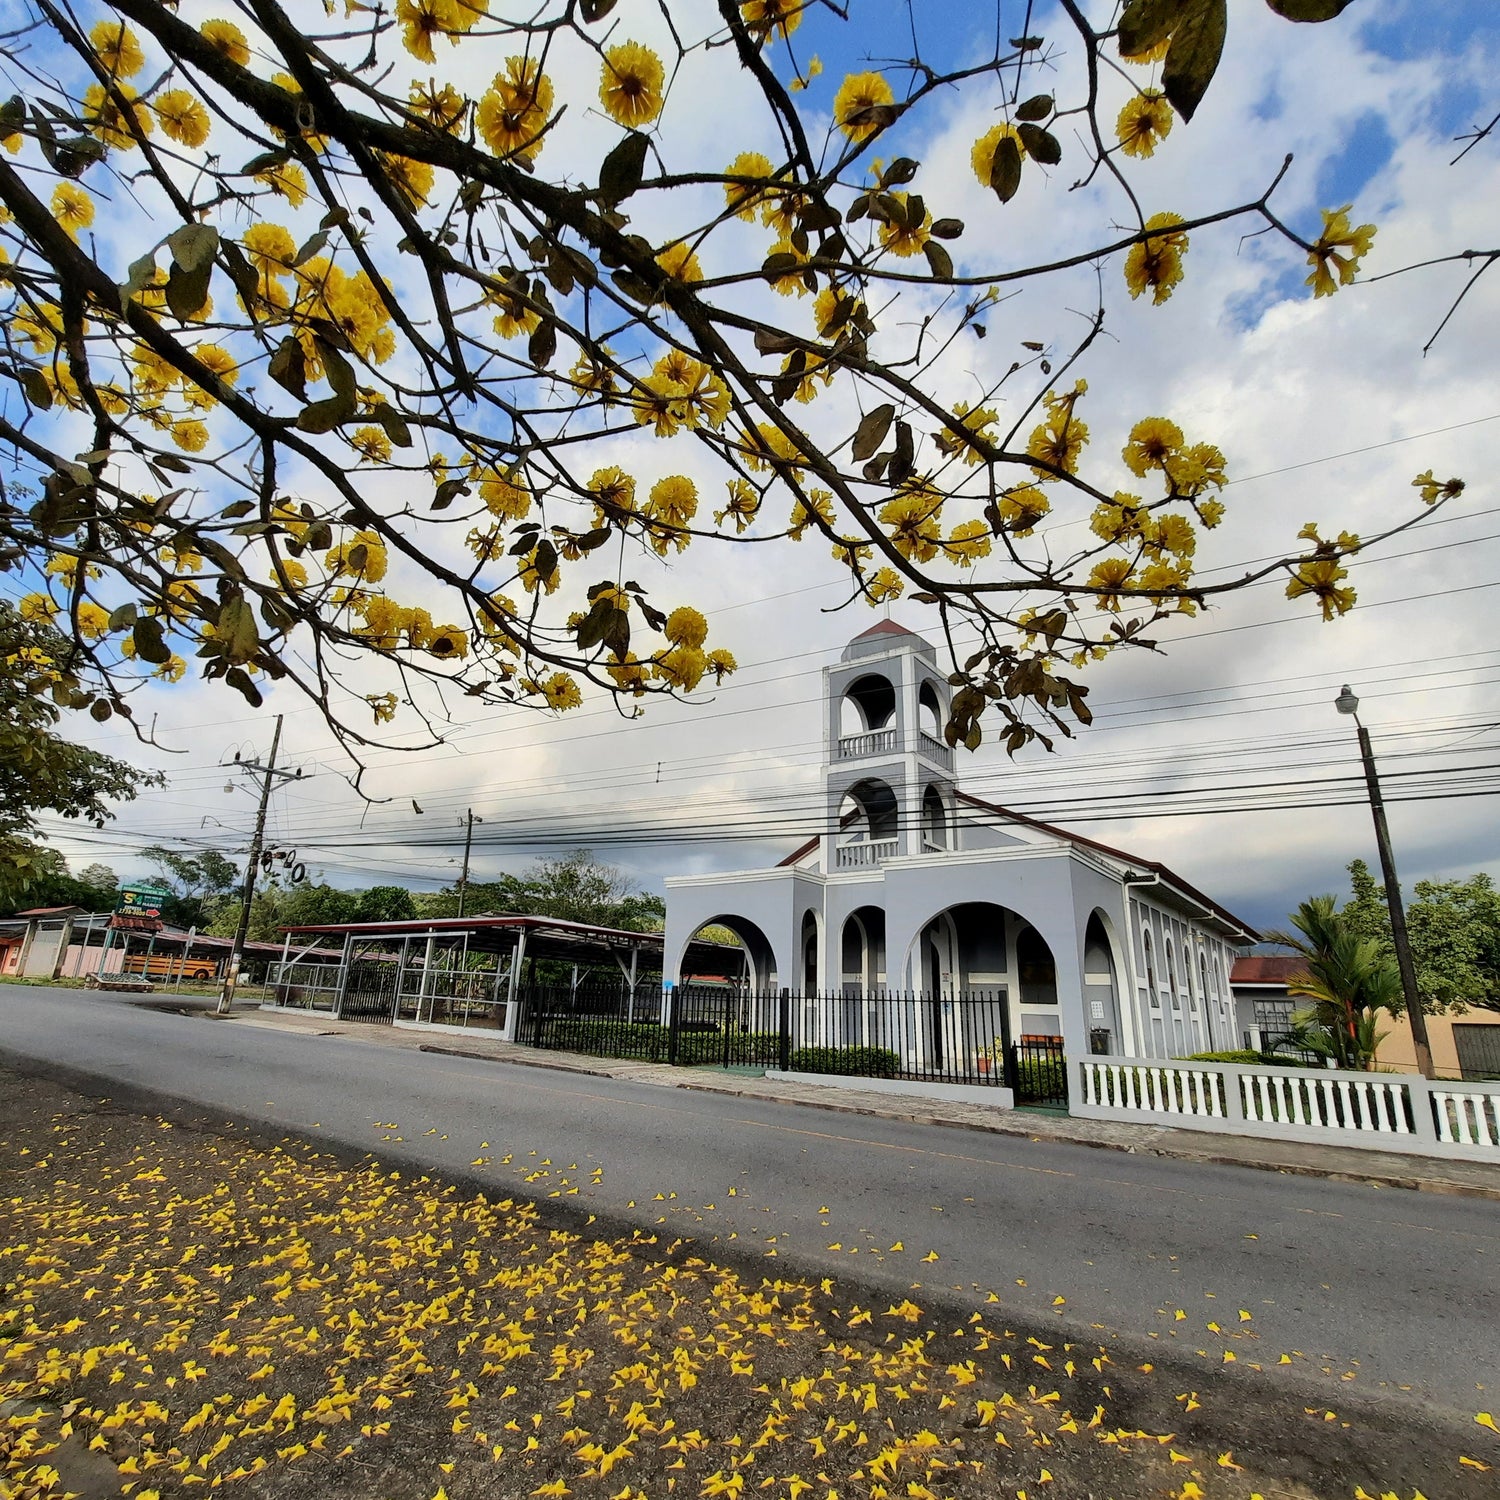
[223,1003,1500,1201]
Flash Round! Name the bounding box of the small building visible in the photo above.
[1231,952,1500,1079]
[664,622,1255,1067]
[267,913,732,1038]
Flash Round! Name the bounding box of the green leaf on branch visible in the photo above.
[923,240,954,280]
[1264,0,1354,18]
[599,130,650,205]
[1163,0,1228,121]
[1118,0,1192,58]
[166,223,219,273]
[20,365,52,410]
[267,337,308,401]
[1016,123,1062,165]
[216,594,260,665]
[132,617,171,666]
[851,403,894,462]
[295,393,355,433]
[165,259,213,320]
[989,134,1023,203]
[1015,94,1054,121]
[376,406,413,447]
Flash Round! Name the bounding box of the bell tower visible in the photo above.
[823,621,958,870]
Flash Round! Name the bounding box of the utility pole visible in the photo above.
[217,715,301,1015]
[1334,686,1433,1078]
[456,809,482,917]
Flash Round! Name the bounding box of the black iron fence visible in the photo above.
[518,986,1069,1104]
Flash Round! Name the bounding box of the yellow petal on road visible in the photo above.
[1477,1412,1498,1432]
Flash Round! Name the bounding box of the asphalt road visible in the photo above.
[2,981,1495,1426]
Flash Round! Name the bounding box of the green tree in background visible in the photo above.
[0,599,160,911]
[1269,894,1401,1072]
[355,885,417,924]
[417,851,663,933]
[1343,859,1500,1013]
[138,844,240,929]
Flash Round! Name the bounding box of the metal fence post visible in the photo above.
[779,989,792,1072]
[668,985,680,1067]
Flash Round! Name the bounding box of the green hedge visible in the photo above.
[787,1045,900,1078]
[1182,1050,1263,1065]
[538,1017,782,1065]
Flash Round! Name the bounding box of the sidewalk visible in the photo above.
[221,1004,1500,1202]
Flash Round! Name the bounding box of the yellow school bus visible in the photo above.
[121,953,221,982]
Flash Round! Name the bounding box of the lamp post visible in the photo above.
[1335,685,1433,1078]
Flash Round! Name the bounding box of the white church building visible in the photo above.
[664,620,1255,1065]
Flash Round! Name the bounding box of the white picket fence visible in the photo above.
[1074,1054,1500,1161]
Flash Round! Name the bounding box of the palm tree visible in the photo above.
[1267,895,1402,1071]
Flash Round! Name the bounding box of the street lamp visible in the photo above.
[1335,685,1434,1078]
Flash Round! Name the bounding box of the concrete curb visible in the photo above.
[412,1040,1500,1203]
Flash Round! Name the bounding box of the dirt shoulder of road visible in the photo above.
[3,1064,1496,1500]
[221,1004,1500,1204]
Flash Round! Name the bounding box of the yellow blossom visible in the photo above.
[83,81,152,149]
[350,426,394,463]
[1411,469,1464,506]
[200,19,251,67]
[866,567,904,604]
[724,152,774,221]
[740,0,804,46]
[656,241,704,285]
[600,42,665,128]
[1026,385,1089,477]
[1286,557,1356,620]
[1124,212,1188,304]
[257,162,309,209]
[996,484,1051,536]
[655,644,707,691]
[1122,416,1184,478]
[834,71,895,142]
[172,418,209,452]
[664,606,708,649]
[1116,90,1173,159]
[1306,204,1377,298]
[943,519,992,564]
[480,469,531,522]
[536,672,582,711]
[879,486,944,563]
[477,58,554,162]
[90,19,145,77]
[1087,557,1135,611]
[715,479,761,533]
[154,90,212,148]
[51,183,94,238]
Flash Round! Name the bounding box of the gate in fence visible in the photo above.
[516,985,1069,1105]
[1006,1035,1068,1108]
[336,959,398,1024]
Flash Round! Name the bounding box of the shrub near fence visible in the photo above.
[788,1046,900,1079]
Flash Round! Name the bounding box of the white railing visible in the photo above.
[918,731,953,767]
[838,729,897,759]
[834,839,899,869]
[1076,1054,1500,1160]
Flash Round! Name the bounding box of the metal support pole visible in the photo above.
[217,714,284,1015]
[1354,719,1434,1078]
[456,810,481,917]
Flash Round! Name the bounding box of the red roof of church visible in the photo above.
[850,619,923,642]
[1230,955,1308,986]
